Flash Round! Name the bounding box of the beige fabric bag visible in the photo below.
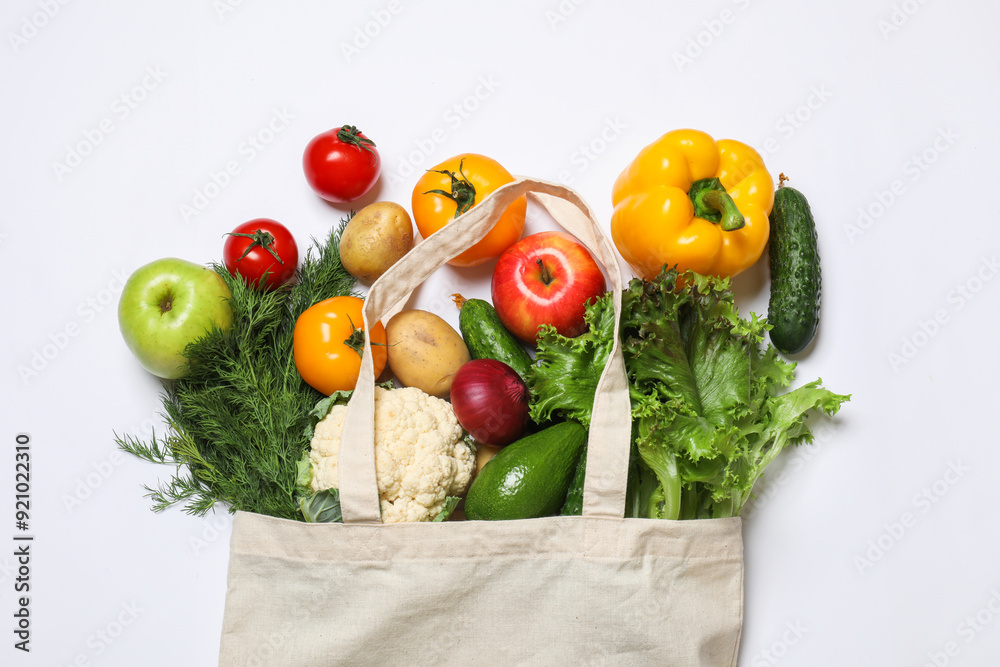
[218,178,744,667]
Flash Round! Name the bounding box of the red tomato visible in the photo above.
[223,218,299,291]
[302,124,381,203]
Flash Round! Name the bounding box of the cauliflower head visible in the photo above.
[309,386,475,523]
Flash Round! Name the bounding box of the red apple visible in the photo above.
[491,231,607,343]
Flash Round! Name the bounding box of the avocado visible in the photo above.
[464,421,587,521]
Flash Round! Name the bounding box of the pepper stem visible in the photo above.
[698,189,745,231]
[688,177,745,232]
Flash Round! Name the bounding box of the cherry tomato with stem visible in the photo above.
[223,218,299,291]
[303,124,381,203]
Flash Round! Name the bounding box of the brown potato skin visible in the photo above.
[385,310,470,398]
[339,201,414,284]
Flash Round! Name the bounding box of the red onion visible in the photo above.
[450,359,530,446]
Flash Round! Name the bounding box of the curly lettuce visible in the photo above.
[528,267,850,520]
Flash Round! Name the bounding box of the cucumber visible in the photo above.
[452,294,533,380]
[767,175,822,354]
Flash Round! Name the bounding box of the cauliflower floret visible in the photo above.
[309,386,475,523]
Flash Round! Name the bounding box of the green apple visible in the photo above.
[118,258,233,379]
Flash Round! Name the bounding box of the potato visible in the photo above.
[475,443,502,474]
[386,310,470,398]
[339,201,413,284]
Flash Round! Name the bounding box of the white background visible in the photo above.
[2,1,999,665]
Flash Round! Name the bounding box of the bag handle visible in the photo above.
[338,177,630,524]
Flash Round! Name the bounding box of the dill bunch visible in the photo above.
[117,221,356,519]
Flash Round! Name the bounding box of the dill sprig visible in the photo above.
[118,220,357,519]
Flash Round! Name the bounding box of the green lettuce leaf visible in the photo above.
[528,291,616,428]
[527,266,850,520]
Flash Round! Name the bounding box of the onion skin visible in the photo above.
[450,359,530,447]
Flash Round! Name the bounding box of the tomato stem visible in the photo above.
[423,158,477,219]
[225,229,284,264]
[336,125,377,155]
[343,314,367,358]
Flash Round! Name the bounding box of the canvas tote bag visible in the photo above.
[218,178,744,667]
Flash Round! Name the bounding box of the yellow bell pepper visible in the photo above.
[610,129,774,279]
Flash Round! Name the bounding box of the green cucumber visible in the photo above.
[767,175,822,354]
[453,294,533,380]
[464,421,586,521]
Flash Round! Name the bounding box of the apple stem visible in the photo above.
[536,259,554,285]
